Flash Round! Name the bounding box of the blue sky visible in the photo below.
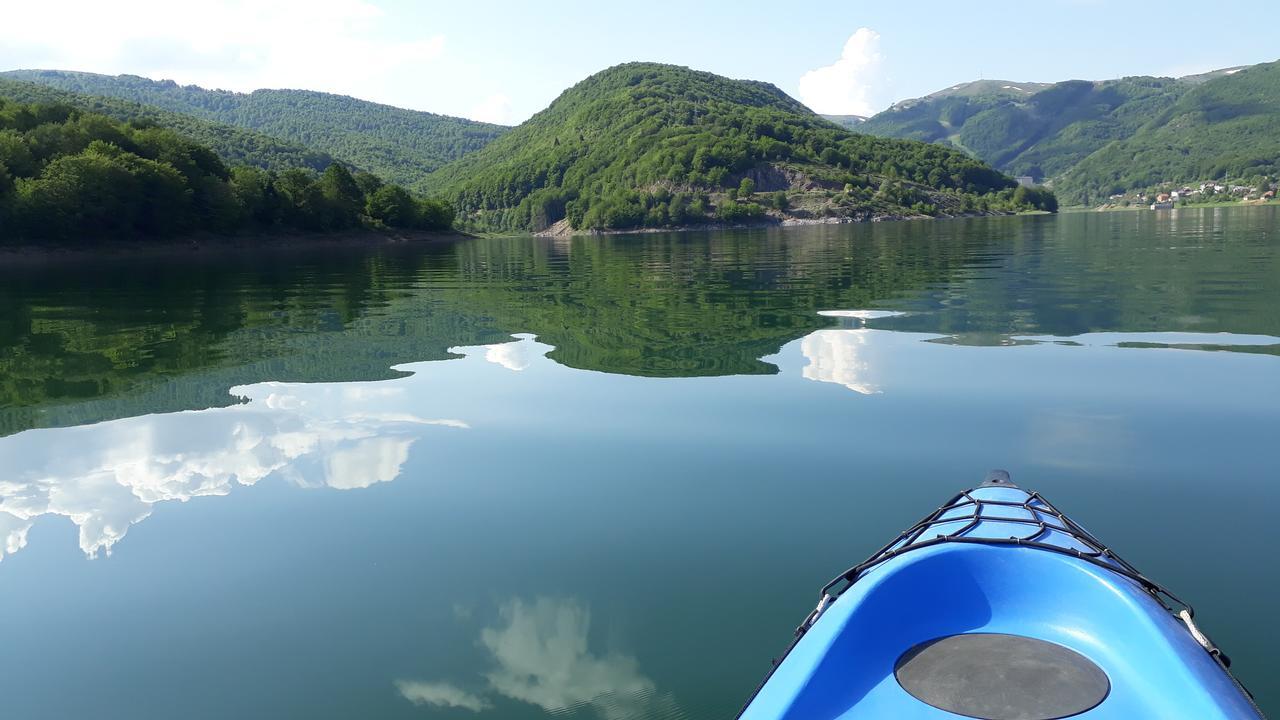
[2,0,1277,124]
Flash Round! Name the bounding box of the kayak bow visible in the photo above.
[738,471,1265,719]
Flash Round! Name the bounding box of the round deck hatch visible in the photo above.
[894,633,1109,720]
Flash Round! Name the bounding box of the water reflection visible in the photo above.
[399,597,678,719]
[462,333,552,372]
[7,323,1276,564]
[801,329,881,394]
[0,379,467,560]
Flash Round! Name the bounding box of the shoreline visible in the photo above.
[529,210,1026,238]
[1,208,1073,258]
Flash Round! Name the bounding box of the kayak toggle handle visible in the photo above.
[981,469,1014,487]
[796,594,834,637]
[1179,609,1231,667]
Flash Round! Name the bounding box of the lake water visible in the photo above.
[1,207,1277,718]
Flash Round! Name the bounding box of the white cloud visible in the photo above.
[469,94,514,125]
[396,681,491,712]
[0,0,445,108]
[798,28,886,116]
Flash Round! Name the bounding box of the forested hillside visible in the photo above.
[860,62,1280,203]
[1056,62,1280,203]
[2,70,510,187]
[861,77,1187,180]
[0,100,452,242]
[424,63,1054,233]
[0,77,334,172]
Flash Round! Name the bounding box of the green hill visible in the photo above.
[1,69,509,187]
[1056,62,1280,203]
[860,61,1280,203]
[861,76,1186,181]
[0,99,452,243]
[422,62,1053,233]
[0,77,333,172]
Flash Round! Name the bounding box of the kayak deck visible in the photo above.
[739,477,1264,719]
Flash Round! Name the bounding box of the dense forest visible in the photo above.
[0,77,334,172]
[860,76,1190,181]
[859,62,1280,203]
[423,63,1056,233]
[0,100,453,242]
[2,70,510,188]
[1056,61,1280,203]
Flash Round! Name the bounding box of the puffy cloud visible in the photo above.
[469,94,514,125]
[396,681,491,712]
[798,28,886,116]
[0,0,445,110]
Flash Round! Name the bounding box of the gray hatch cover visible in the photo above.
[894,633,1110,720]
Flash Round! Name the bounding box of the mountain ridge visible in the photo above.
[859,61,1280,202]
[1,69,510,188]
[0,77,336,172]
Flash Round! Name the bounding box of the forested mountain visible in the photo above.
[2,70,510,188]
[859,62,1280,203]
[0,100,452,242]
[0,77,333,172]
[423,62,1054,233]
[1057,62,1280,203]
[861,76,1186,180]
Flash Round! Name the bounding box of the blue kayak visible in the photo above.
[738,472,1265,719]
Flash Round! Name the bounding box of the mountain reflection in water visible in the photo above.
[4,327,1275,564]
[1,210,1278,717]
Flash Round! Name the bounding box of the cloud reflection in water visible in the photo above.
[398,597,680,719]
[0,381,467,560]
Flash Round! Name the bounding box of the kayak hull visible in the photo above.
[739,482,1264,719]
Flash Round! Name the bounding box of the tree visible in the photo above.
[0,130,36,177]
[18,144,189,239]
[366,184,417,227]
[738,177,756,197]
[275,169,329,231]
[354,172,384,197]
[417,198,455,230]
[231,166,280,227]
[317,164,363,228]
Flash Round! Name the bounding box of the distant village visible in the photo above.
[1095,179,1277,211]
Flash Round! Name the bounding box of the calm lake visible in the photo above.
[1,207,1277,718]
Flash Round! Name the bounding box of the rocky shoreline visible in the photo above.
[531,210,1016,238]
